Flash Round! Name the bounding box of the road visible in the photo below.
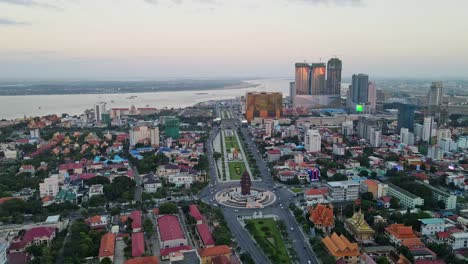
[132,164,142,202]
[199,106,319,264]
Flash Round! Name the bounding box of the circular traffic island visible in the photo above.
[215,187,276,209]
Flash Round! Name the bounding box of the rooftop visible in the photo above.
[99,233,116,258]
[199,245,231,257]
[124,256,159,264]
[419,218,445,225]
[388,183,421,199]
[132,232,145,257]
[158,215,185,241]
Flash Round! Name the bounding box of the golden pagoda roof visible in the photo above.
[346,210,375,233]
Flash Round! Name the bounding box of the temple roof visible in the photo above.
[309,204,334,227]
[346,210,375,234]
[322,232,360,258]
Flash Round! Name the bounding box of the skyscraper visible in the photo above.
[295,63,310,95]
[397,104,416,133]
[326,58,342,95]
[428,82,443,107]
[351,74,369,104]
[94,102,106,124]
[289,82,296,99]
[310,63,326,95]
[367,82,377,114]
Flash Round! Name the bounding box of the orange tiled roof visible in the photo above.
[401,238,425,248]
[199,245,231,257]
[309,204,334,227]
[322,232,360,258]
[386,224,417,240]
[124,256,159,264]
[0,197,18,204]
[98,233,116,258]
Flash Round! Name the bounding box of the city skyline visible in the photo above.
[0,0,467,79]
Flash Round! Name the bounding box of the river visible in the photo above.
[0,78,291,120]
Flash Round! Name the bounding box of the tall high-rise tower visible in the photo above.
[397,103,416,133]
[310,63,326,95]
[295,63,310,95]
[428,82,443,107]
[326,58,342,95]
[351,74,369,104]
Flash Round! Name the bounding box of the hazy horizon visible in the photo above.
[1,0,468,79]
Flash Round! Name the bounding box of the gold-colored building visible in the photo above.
[322,232,360,264]
[345,210,375,243]
[245,92,282,122]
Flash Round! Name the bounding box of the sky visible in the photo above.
[0,0,467,79]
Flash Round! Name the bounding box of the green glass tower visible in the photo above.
[164,117,180,139]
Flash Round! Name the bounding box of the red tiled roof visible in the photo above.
[305,188,328,196]
[130,210,142,230]
[99,233,116,258]
[197,224,215,246]
[59,163,83,171]
[124,256,159,264]
[212,255,231,264]
[0,197,18,204]
[436,231,450,239]
[9,227,55,250]
[199,245,231,257]
[159,245,193,257]
[414,260,446,264]
[267,149,281,155]
[7,252,31,264]
[158,215,185,242]
[189,204,203,221]
[131,232,145,257]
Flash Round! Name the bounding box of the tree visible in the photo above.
[361,192,374,201]
[213,152,222,161]
[359,170,369,177]
[100,258,112,264]
[88,195,107,207]
[212,226,232,245]
[376,256,390,264]
[143,218,153,235]
[159,202,178,214]
[390,197,400,209]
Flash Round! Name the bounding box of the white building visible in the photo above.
[439,138,457,153]
[369,127,382,147]
[39,175,60,198]
[94,102,106,123]
[387,183,424,209]
[305,129,321,153]
[294,153,304,164]
[414,123,423,141]
[333,143,345,156]
[422,117,436,142]
[0,242,7,264]
[419,218,445,236]
[449,232,468,250]
[437,129,451,144]
[457,137,468,149]
[400,128,414,145]
[89,184,104,198]
[428,146,443,160]
[143,173,162,193]
[341,121,354,137]
[129,126,159,147]
[168,173,194,187]
[326,181,360,202]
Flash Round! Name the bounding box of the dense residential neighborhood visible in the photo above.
[0,77,467,264]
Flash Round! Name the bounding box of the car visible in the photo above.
[290,227,294,231]
[234,209,239,212]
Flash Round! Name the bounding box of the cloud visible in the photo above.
[0,0,59,9]
[0,18,29,26]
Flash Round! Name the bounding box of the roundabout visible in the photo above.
[215,171,276,208]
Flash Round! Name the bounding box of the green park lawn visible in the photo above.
[224,136,240,152]
[228,162,246,180]
[245,218,291,264]
[290,188,304,193]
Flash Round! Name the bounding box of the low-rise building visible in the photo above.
[87,215,109,229]
[98,232,116,262]
[132,232,145,257]
[326,181,360,203]
[419,218,445,236]
[39,175,60,198]
[360,180,388,199]
[142,173,162,193]
[158,215,188,249]
[449,232,468,250]
[266,149,281,162]
[322,232,360,263]
[304,188,328,205]
[0,242,7,264]
[189,204,203,225]
[8,227,56,253]
[345,210,375,243]
[198,245,231,264]
[416,182,457,210]
[387,184,424,209]
[89,184,104,197]
[196,224,215,248]
[385,224,419,247]
[308,204,334,233]
[130,211,142,233]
